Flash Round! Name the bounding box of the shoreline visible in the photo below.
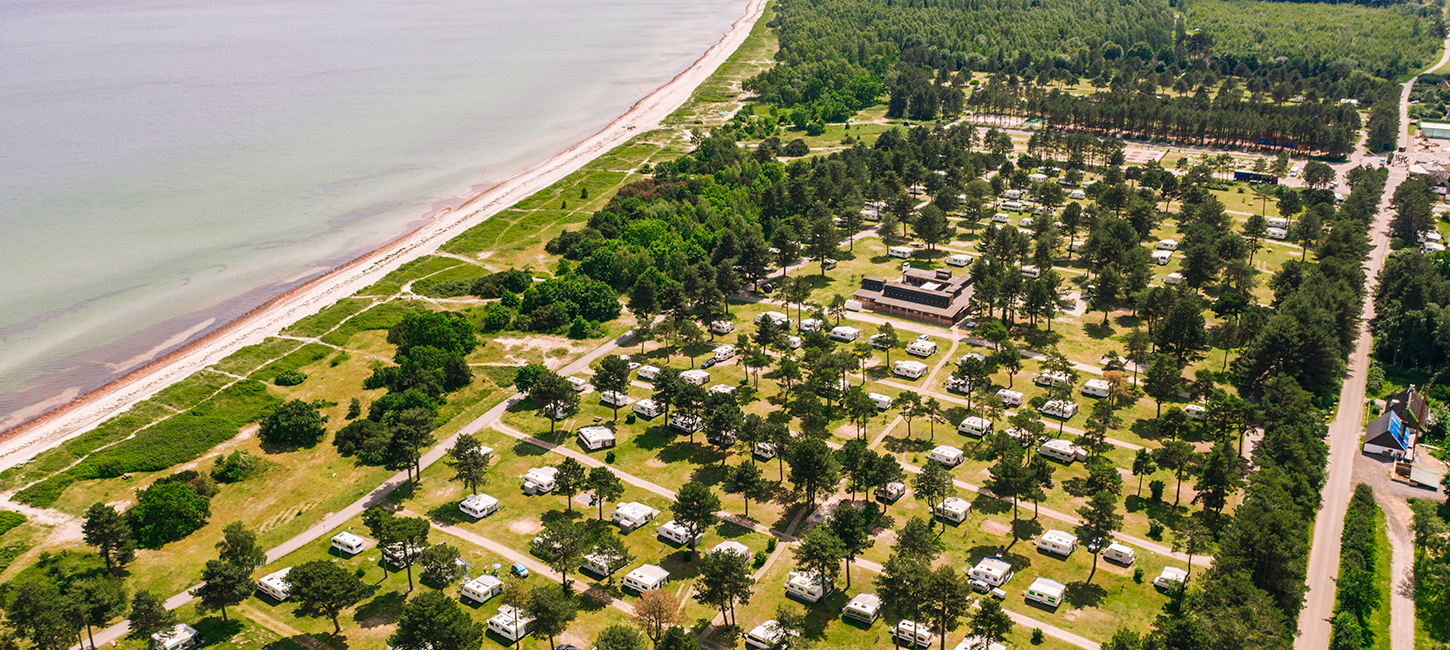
[0,0,766,472]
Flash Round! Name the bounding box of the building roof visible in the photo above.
[1421,121,1450,130]
[1364,411,1411,452]
[627,564,670,584]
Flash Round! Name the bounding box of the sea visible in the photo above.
[0,0,746,431]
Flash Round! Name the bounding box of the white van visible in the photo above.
[612,502,660,531]
[786,570,832,602]
[522,467,558,495]
[875,481,907,502]
[566,376,589,392]
[331,532,367,555]
[459,493,500,519]
[151,624,200,650]
[906,340,938,357]
[257,568,292,601]
[996,389,1023,406]
[946,254,972,267]
[894,360,929,379]
[1069,189,1087,200]
[745,621,797,649]
[1155,566,1189,589]
[1185,404,1207,420]
[1103,542,1136,566]
[633,398,664,418]
[969,558,1014,588]
[1002,189,1024,200]
[623,564,671,593]
[487,606,535,642]
[461,574,504,603]
[637,365,660,380]
[669,413,702,433]
[785,335,803,349]
[1156,239,1178,251]
[933,497,972,523]
[1019,264,1041,279]
[681,369,710,386]
[991,212,1011,223]
[869,393,894,409]
[658,520,703,546]
[1081,378,1111,398]
[892,619,938,647]
[830,326,862,342]
[712,541,751,558]
[889,246,915,259]
[1152,250,1173,265]
[1024,577,1066,608]
[928,445,965,467]
[1266,227,1288,240]
[1164,272,1184,286]
[713,345,736,361]
[1034,370,1071,387]
[1001,200,1024,211]
[708,384,737,397]
[1038,438,1087,463]
[1040,400,1079,419]
[958,416,992,437]
[1266,217,1290,229]
[799,318,823,333]
[1036,529,1078,556]
[710,320,734,335]
[600,390,630,408]
[842,593,882,624]
[755,311,791,327]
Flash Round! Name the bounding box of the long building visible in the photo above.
[853,266,973,326]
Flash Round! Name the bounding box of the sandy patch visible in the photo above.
[646,458,668,468]
[0,502,85,545]
[1063,609,1080,622]
[509,518,542,535]
[980,519,1013,536]
[492,336,594,369]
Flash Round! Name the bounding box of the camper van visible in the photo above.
[1024,578,1067,608]
[1040,400,1079,419]
[906,339,938,356]
[1069,189,1087,200]
[785,335,803,349]
[1103,542,1137,565]
[753,441,778,460]
[1152,250,1173,265]
[1155,566,1189,589]
[708,384,737,397]
[710,320,735,335]
[257,568,292,601]
[933,497,972,523]
[755,311,791,328]
[996,389,1024,406]
[712,345,736,362]
[487,606,535,642]
[745,621,798,649]
[869,393,894,409]
[992,212,1011,223]
[1035,529,1079,556]
[612,502,660,531]
[876,481,907,502]
[658,520,704,546]
[1164,272,1184,286]
[954,638,1006,650]
[799,318,823,333]
[968,558,1014,589]
[1038,438,1088,463]
[331,532,367,555]
[1266,227,1288,240]
[946,253,972,267]
[522,467,559,495]
[1001,200,1024,211]
[712,541,751,558]
[892,620,938,648]
[1002,189,1024,200]
[638,365,660,380]
[830,326,862,342]
[1156,239,1179,251]
[633,398,664,418]
[1184,404,1207,420]
[944,376,973,394]
[894,360,929,379]
[543,402,576,420]
[461,575,504,603]
[1081,378,1111,398]
[566,376,589,392]
[1034,370,1072,387]
[459,493,500,519]
[786,570,832,602]
[1019,264,1041,279]
[958,416,992,437]
[669,413,702,433]
[928,445,965,467]
[842,593,882,624]
[1266,217,1290,229]
[152,624,200,650]
[889,245,915,259]
[680,369,710,386]
[623,564,671,593]
[600,391,630,408]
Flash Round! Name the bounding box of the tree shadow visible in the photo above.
[353,590,406,628]
[1082,321,1115,339]
[689,463,729,486]
[659,548,704,580]
[1014,517,1045,541]
[801,590,851,639]
[1064,580,1108,609]
[578,585,613,612]
[425,502,470,526]
[971,495,1011,516]
[191,616,244,649]
[880,436,931,455]
[511,440,551,457]
[965,544,1034,572]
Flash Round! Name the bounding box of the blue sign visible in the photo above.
[1389,411,1409,448]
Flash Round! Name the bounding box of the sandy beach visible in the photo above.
[0,0,765,472]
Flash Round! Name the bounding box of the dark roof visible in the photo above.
[1385,387,1424,422]
[1364,411,1410,451]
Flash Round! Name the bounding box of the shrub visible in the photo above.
[0,511,27,537]
[129,482,211,548]
[783,139,809,156]
[766,537,778,553]
[1149,479,1166,502]
[258,400,327,448]
[211,450,261,483]
[1032,629,1045,644]
[605,450,616,464]
[346,398,361,420]
[274,370,307,386]
[753,551,768,568]
[1148,519,1166,540]
[1133,567,1145,583]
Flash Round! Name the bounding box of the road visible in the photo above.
[1295,38,1447,650]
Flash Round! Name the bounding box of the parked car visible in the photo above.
[511,563,530,578]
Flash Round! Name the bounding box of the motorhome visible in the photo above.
[888,246,915,259]
[1002,189,1024,200]
[928,445,965,467]
[658,520,704,546]
[745,621,797,649]
[152,624,200,650]
[944,376,973,394]
[1036,529,1078,556]
[842,593,882,624]
[1266,217,1290,229]
[1156,239,1178,251]
[753,441,778,459]
[612,502,660,531]
[1069,189,1087,200]
[953,637,1006,650]
[968,557,1014,588]
[1040,400,1079,419]
[600,390,630,408]
[638,365,660,380]
[712,541,751,558]
[799,318,823,333]
[1184,404,1207,420]
[576,424,617,449]
[869,392,894,409]
[1152,249,1173,265]
[869,333,892,349]
[583,550,629,577]
[892,619,938,647]
[487,606,535,642]
[669,413,702,433]
[543,402,576,420]
[1019,217,1035,228]
[1001,200,1024,211]
[680,369,710,386]
[1155,566,1189,589]
[785,570,832,602]
[829,325,862,342]
[1004,427,1033,446]
[710,320,735,335]
[785,335,803,349]
[461,574,504,603]
[996,389,1024,406]
[566,376,589,392]
[958,416,992,437]
[876,481,906,502]
[522,467,558,495]
[1082,378,1111,398]
[1266,227,1288,240]
[991,212,1011,223]
[257,568,292,601]
[946,253,972,267]
[1034,370,1072,387]
[708,384,737,397]
[933,497,972,523]
[894,360,929,379]
[622,564,671,593]
[905,340,938,356]
[1038,438,1087,463]
[712,344,736,362]
[1164,272,1184,285]
[1019,264,1041,279]
[1028,172,1048,183]
[1024,578,1066,608]
[755,311,791,328]
[458,493,500,519]
[1103,542,1137,565]
[331,532,367,555]
[633,398,664,418]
